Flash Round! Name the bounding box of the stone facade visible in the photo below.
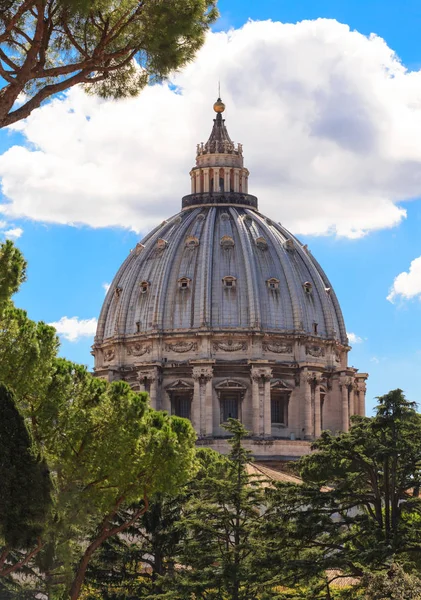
[93,98,368,459]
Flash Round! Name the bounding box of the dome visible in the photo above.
[93,98,367,459]
[96,207,347,344]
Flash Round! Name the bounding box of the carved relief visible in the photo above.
[306,345,325,358]
[263,340,292,354]
[213,339,247,352]
[165,341,198,353]
[127,343,151,357]
[103,347,115,363]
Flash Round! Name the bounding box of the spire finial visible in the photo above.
[213,95,225,113]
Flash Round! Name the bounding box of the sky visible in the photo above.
[2,0,421,415]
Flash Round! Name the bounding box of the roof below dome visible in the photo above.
[96,205,347,345]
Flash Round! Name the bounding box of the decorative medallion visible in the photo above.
[263,340,292,354]
[127,343,151,357]
[213,340,247,352]
[221,212,230,221]
[306,345,325,358]
[135,243,145,256]
[165,341,198,353]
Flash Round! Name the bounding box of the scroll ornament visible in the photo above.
[213,340,247,352]
[165,341,198,353]
[127,343,151,357]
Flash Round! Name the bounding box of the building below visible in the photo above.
[93,98,368,459]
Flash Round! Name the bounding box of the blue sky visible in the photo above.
[2,0,421,415]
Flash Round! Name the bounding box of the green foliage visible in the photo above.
[0,384,52,550]
[359,563,421,600]
[261,389,421,590]
[0,241,197,599]
[164,419,269,600]
[0,241,26,315]
[0,0,218,127]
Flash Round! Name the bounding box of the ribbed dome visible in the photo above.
[96,206,347,345]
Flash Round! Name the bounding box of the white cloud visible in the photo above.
[347,332,363,344]
[49,316,98,342]
[3,19,421,237]
[3,227,23,240]
[387,256,421,302]
[102,282,111,294]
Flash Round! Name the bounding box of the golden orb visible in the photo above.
[213,98,225,113]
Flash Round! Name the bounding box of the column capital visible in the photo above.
[192,365,213,381]
[339,375,353,388]
[136,367,158,383]
[250,366,272,382]
[306,371,323,385]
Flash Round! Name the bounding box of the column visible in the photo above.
[190,171,195,193]
[240,171,246,193]
[195,170,201,194]
[357,381,367,416]
[192,376,201,433]
[301,370,313,440]
[263,374,272,437]
[251,371,260,436]
[137,368,159,410]
[314,377,322,438]
[340,376,350,433]
[224,168,230,192]
[349,383,355,418]
[192,366,213,437]
[234,169,240,192]
[203,168,210,193]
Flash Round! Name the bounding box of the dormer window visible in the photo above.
[303,282,313,294]
[267,277,280,290]
[157,238,168,250]
[140,281,150,294]
[222,276,237,289]
[185,235,199,248]
[283,239,294,251]
[256,237,268,251]
[313,322,318,335]
[220,235,235,249]
[178,277,191,290]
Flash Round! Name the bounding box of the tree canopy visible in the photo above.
[0,0,218,128]
[0,240,198,600]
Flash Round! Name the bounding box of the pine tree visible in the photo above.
[167,419,269,600]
